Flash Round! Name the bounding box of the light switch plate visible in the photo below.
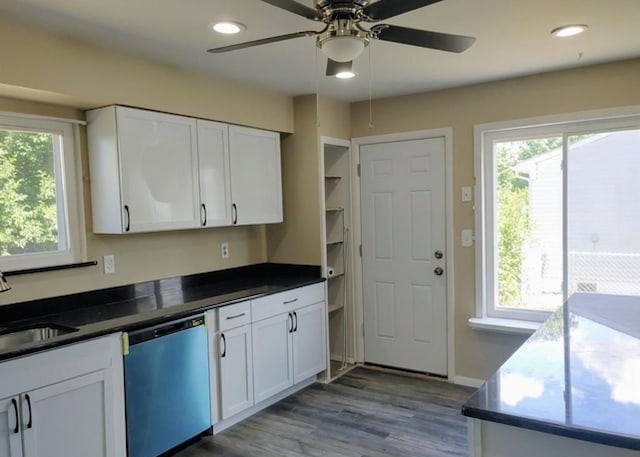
[461,229,474,247]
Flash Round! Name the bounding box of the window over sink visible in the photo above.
[0,113,85,271]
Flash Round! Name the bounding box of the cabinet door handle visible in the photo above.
[288,313,293,333]
[220,333,226,358]
[124,205,130,232]
[201,203,207,227]
[25,394,33,429]
[11,398,19,434]
[293,311,298,332]
[283,298,298,305]
[232,203,238,225]
[226,313,246,320]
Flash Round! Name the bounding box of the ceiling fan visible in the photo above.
[207,0,476,76]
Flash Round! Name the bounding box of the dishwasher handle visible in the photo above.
[128,315,205,345]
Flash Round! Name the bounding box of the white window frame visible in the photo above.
[474,106,640,326]
[0,113,86,271]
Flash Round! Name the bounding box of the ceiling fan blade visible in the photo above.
[372,24,475,53]
[362,0,445,21]
[326,59,353,76]
[207,30,317,53]
[260,0,323,20]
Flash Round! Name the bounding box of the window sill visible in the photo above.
[468,317,540,336]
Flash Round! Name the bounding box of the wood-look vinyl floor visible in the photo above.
[173,367,475,457]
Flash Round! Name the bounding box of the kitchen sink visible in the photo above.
[0,323,79,351]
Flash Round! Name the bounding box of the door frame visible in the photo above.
[351,128,455,381]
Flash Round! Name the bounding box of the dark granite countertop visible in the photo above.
[0,263,323,362]
[462,293,640,451]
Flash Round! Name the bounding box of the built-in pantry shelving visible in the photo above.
[321,138,356,382]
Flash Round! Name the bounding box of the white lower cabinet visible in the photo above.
[0,334,126,457]
[251,283,327,403]
[251,313,294,403]
[219,324,254,419]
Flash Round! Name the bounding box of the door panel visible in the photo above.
[251,314,293,403]
[361,137,447,375]
[117,107,200,232]
[196,120,232,227]
[292,302,326,383]
[219,325,254,419]
[22,371,109,457]
[0,396,22,457]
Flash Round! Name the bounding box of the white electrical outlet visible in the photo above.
[221,242,229,259]
[103,255,115,274]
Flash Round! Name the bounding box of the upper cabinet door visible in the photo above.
[229,126,282,225]
[196,120,232,227]
[116,107,200,232]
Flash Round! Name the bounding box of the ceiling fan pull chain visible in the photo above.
[315,45,321,127]
[368,43,374,129]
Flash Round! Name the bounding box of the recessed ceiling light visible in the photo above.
[210,22,246,34]
[551,24,588,38]
[336,71,356,79]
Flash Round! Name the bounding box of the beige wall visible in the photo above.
[0,18,293,133]
[266,95,351,265]
[351,58,640,379]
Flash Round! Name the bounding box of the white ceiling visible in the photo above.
[1,0,639,102]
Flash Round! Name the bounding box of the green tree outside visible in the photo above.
[0,129,59,256]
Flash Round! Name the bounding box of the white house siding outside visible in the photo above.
[515,130,640,303]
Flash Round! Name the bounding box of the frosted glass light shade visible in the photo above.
[321,36,365,62]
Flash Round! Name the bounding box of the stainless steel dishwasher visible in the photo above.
[124,315,211,457]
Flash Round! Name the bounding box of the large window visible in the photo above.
[0,113,84,271]
[476,109,640,322]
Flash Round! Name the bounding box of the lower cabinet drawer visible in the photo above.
[251,283,325,322]
[218,301,251,331]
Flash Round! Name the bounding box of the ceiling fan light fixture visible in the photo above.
[321,36,366,63]
[336,70,356,79]
[551,24,588,37]
[210,21,246,35]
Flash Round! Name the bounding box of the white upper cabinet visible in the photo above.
[196,120,232,227]
[87,106,201,233]
[229,125,283,225]
[87,106,283,233]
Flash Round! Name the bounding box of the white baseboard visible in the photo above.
[212,376,316,434]
[454,375,485,388]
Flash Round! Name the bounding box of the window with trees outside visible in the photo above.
[475,109,640,323]
[0,114,84,272]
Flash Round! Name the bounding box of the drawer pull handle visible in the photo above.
[220,333,226,358]
[293,311,298,332]
[283,298,298,305]
[288,313,293,333]
[11,398,19,434]
[226,313,246,320]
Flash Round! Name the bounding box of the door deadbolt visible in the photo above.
[434,250,443,259]
[434,267,444,276]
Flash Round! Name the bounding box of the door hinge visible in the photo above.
[359,244,362,257]
[357,163,361,177]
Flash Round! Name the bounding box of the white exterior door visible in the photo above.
[22,370,112,457]
[196,120,232,227]
[360,137,447,375]
[292,302,327,383]
[229,125,282,225]
[0,396,22,457]
[251,313,293,403]
[219,325,254,419]
[117,107,200,232]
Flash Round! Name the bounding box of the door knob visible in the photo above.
[434,250,443,259]
[434,267,444,276]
